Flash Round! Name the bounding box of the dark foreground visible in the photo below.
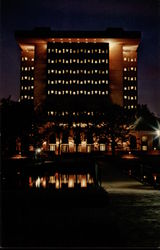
[1,154,160,248]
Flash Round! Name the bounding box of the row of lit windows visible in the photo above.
[48,111,104,116]
[48,69,108,74]
[124,76,137,81]
[21,57,34,61]
[48,79,108,85]
[48,48,107,54]
[124,105,137,109]
[124,86,136,90]
[123,57,136,62]
[21,86,34,90]
[21,95,34,100]
[48,90,108,95]
[124,67,136,71]
[124,96,137,100]
[48,58,108,64]
[21,76,34,80]
[21,66,34,71]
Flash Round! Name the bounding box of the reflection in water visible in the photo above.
[29,173,94,189]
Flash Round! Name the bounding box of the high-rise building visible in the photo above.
[15,27,140,110]
[15,27,141,153]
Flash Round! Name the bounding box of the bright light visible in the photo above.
[156,130,160,137]
[36,148,41,154]
[68,176,74,188]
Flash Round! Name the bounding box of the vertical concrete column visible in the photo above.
[34,43,47,113]
[109,43,123,106]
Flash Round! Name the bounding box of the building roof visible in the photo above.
[15,27,141,39]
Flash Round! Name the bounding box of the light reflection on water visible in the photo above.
[29,173,94,189]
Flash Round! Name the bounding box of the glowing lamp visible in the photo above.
[156,130,160,137]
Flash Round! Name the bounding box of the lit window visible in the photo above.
[48,80,50,84]
[31,77,34,80]
[135,96,137,100]
[131,105,134,109]
[106,91,108,94]
[131,67,134,71]
[95,91,98,94]
[21,67,24,71]
[134,67,137,71]
[131,96,134,100]
[88,91,90,95]
[31,58,34,61]
[22,57,24,61]
[31,86,34,89]
[31,67,34,70]
[21,76,24,80]
[124,57,127,61]
[131,77,134,81]
[124,87,127,90]
[131,58,133,62]
[25,76,27,80]
[48,48,50,53]
[124,76,127,80]
[124,68,127,71]
[124,96,127,99]
[24,95,27,99]
[51,90,54,94]
[106,80,108,84]
[48,90,50,95]
[80,90,83,94]
[48,70,50,74]
[25,57,28,61]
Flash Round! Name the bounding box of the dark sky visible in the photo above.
[1,0,160,116]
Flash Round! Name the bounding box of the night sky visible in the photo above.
[1,0,160,116]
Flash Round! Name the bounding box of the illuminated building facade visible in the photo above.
[15,27,141,153]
